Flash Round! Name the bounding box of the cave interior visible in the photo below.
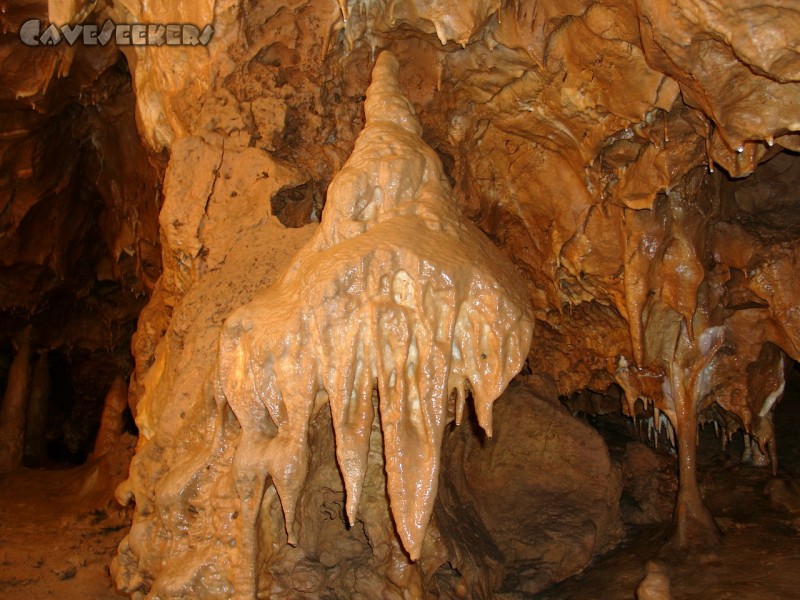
[1,0,800,598]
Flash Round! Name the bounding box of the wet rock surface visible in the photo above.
[1,0,800,598]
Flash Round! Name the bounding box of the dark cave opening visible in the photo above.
[270,181,325,227]
[773,360,800,477]
[0,46,160,471]
[15,348,137,468]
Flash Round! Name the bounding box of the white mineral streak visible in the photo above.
[759,355,785,418]
[216,50,533,587]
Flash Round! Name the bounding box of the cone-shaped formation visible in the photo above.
[216,51,533,571]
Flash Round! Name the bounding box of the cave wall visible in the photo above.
[0,1,162,463]
[5,0,799,597]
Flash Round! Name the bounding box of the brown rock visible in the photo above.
[0,0,787,597]
[440,382,624,595]
[621,442,678,525]
[0,327,33,474]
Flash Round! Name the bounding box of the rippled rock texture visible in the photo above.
[5,0,797,597]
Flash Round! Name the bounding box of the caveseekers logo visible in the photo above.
[20,19,214,47]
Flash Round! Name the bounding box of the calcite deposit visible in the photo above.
[109,0,800,595]
[2,0,800,597]
[216,50,532,586]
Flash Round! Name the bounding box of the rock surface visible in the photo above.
[214,50,532,593]
[2,0,800,597]
[0,1,162,460]
[439,381,623,595]
[110,0,800,595]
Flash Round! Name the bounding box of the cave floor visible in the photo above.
[0,463,130,599]
[0,393,799,600]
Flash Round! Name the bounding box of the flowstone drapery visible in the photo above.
[215,51,533,595]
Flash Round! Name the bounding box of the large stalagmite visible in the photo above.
[216,50,533,593]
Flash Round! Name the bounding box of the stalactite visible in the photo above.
[216,51,533,595]
[100,0,800,596]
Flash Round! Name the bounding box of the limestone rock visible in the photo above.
[441,382,624,595]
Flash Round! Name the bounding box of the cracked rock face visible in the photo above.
[113,50,534,598]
